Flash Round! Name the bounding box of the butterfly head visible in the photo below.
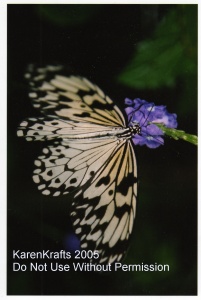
[129,123,141,136]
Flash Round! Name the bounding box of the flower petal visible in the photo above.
[145,124,164,136]
[125,98,177,148]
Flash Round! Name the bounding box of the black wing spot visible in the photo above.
[51,122,59,125]
[90,171,95,176]
[59,95,73,103]
[55,178,60,183]
[118,174,138,196]
[66,186,75,193]
[90,100,113,111]
[47,170,53,176]
[96,175,110,187]
[49,159,55,164]
[108,189,113,196]
[74,112,90,118]
[64,165,69,171]
[37,126,43,130]
[70,178,77,184]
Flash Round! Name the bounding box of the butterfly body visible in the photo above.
[17,65,138,264]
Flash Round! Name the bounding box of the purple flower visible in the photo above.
[125,98,178,148]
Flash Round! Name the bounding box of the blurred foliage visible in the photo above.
[37,5,101,27]
[118,5,197,93]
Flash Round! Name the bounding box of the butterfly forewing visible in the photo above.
[26,65,126,127]
[17,64,138,264]
[17,117,125,142]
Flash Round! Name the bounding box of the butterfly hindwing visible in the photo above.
[31,137,127,198]
[25,64,125,127]
[71,140,137,264]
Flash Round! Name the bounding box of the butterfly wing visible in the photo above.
[71,139,137,264]
[17,117,124,142]
[18,65,138,264]
[25,64,126,127]
[24,135,127,198]
[30,134,137,263]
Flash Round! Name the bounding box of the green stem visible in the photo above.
[155,124,197,146]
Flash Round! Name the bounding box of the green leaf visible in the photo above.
[117,6,197,90]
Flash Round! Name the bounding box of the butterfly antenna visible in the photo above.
[128,103,147,125]
[140,104,155,127]
[138,104,165,146]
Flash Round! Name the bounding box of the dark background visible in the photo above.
[7,4,197,295]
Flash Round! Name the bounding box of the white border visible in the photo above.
[0,1,7,298]
[2,0,200,3]
[1,0,199,299]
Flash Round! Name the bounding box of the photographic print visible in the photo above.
[7,3,197,295]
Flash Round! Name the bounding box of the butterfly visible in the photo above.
[17,64,139,264]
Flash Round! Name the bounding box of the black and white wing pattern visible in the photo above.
[24,64,126,127]
[17,65,138,264]
[70,138,137,264]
